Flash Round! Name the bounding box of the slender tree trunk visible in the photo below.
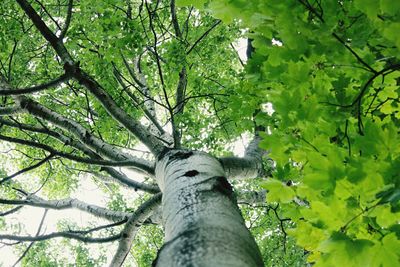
[153,150,263,267]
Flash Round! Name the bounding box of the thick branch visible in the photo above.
[17,0,165,155]
[172,67,187,148]
[13,96,155,174]
[16,0,74,64]
[0,118,158,191]
[0,134,145,167]
[236,190,267,205]
[100,168,160,193]
[110,193,162,267]
[0,195,130,222]
[170,0,182,38]
[0,106,23,116]
[219,136,270,179]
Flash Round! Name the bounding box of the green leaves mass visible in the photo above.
[203,0,400,266]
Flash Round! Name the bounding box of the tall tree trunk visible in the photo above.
[153,150,263,267]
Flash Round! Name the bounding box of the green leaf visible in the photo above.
[261,178,296,203]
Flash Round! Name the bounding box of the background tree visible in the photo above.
[0,0,306,266]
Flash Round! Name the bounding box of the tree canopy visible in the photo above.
[0,0,399,266]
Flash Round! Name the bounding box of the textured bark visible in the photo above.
[153,150,263,267]
[110,193,162,266]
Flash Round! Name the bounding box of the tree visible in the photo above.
[1,1,399,267]
[0,0,277,266]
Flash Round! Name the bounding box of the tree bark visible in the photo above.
[153,149,263,267]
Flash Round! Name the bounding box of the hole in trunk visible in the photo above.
[184,170,199,177]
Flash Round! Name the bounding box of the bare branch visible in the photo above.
[0,134,147,167]
[110,193,162,266]
[170,0,182,38]
[0,153,54,185]
[172,67,187,147]
[0,73,70,95]
[0,206,23,217]
[114,60,167,138]
[0,231,121,243]
[0,118,159,191]
[100,168,160,193]
[12,209,48,267]
[186,20,221,55]
[0,196,130,222]
[236,190,267,205]
[12,96,155,174]
[59,0,73,40]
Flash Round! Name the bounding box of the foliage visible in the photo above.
[201,0,400,266]
[2,0,398,266]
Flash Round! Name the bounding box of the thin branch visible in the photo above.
[12,209,48,267]
[0,206,23,217]
[0,73,71,95]
[33,0,62,31]
[0,231,121,243]
[0,153,54,185]
[332,33,377,74]
[186,20,221,55]
[59,0,73,40]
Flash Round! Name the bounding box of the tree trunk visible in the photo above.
[153,149,263,267]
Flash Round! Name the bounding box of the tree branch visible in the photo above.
[12,209,48,267]
[59,0,73,40]
[0,153,54,185]
[17,0,166,155]
[0,231,121,243]
[0,73,70,95]
[100,168,160,193]
[170,0,182,38]
[186,20,221,55]
[0,206,23,217]
[0,195,130,222]
[219,136,271,179]
[12,96,155,174]
[0,134,147,167]
[0,106,23,116]
[110,193,162,267]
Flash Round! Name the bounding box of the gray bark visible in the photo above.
[153,150,263,267]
